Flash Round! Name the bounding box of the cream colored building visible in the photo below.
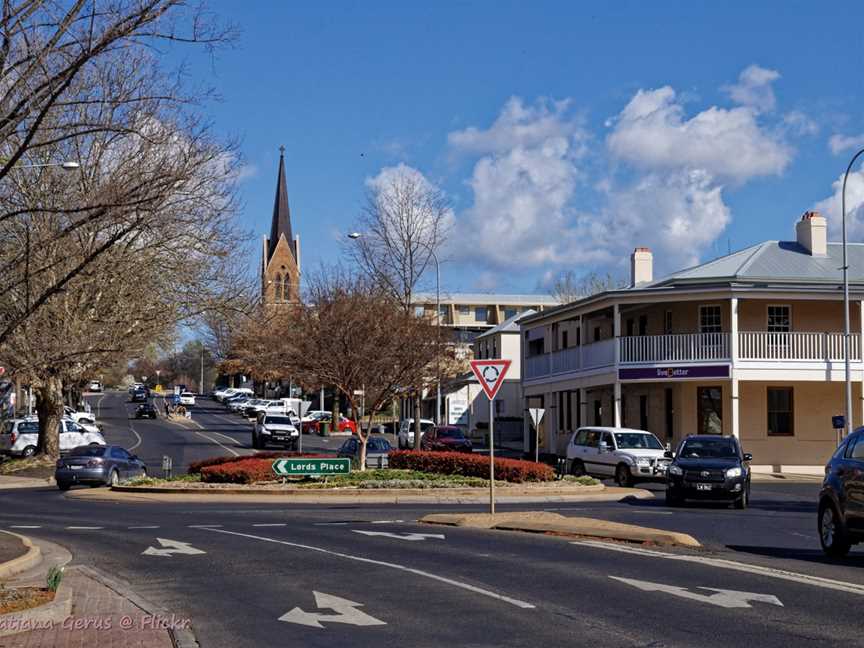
[521,212,862,473]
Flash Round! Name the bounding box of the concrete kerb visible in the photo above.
[420,511,702,548]
[0,530,41,579]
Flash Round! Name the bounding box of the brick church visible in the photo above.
[261,147,300,304]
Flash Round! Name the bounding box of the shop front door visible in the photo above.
[698,386,723,435]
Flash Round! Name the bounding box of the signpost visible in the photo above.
[528,408,546,463]
[469,359,512,516]
[272,458,351,477]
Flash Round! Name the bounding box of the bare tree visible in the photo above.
[288,269,442,470]
[348,168,451,312]
[550,270,628,303]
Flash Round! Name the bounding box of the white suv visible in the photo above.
[565,426,669,487]
[0,418,107,457]
[253,414,299,450]
[397,419,435,449]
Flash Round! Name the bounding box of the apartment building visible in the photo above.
[521,212,862,473]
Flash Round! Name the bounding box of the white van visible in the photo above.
[397,419,435,449]
[565,426,669,486]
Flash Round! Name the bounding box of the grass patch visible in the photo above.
[124,474,202,486]
[300,469,491,489]
[560,475,600,486]
[0,456,55,478]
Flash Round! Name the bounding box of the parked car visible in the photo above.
[565,427,669,486]
[338,436,392,468]
[0,418,106,457]
[242,399,268,418]
[421,426,473,453]
[55,445,146,490]
[134,402,158,419]
[216,387,253,403]
[253,414,299,450]
[87,380,103,392]
[130,387,149,402]
[179,392,196,407]
[73,418,102,435]
[818,429,864,557]
[397,418,435,449]
[302,413,356,435]
[245,399,280,417]
[665,435,752,508]
[226,396,251,412]
[128,382,144,394]
[64,407,99,429]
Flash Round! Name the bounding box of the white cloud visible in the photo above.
[782,111,819,137]
[814,167,864,239]
[828,133,864,156]
[606,85,792,183]
[723,64,780,112]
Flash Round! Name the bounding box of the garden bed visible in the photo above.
[0,587,54,615]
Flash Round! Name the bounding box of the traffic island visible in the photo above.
[420,512,702,548]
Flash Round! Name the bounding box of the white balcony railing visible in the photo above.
[738,331,861,361]
[524,338,615,380]
[619,333,729,364]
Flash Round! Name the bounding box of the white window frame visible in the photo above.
[766,304,792,333]
[698,304,723,334]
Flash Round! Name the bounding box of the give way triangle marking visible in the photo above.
[610,576,783,609]
[142,538,207,557]
[279,591,386,628]
[352,530,445,542]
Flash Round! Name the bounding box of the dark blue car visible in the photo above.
[55,445,147,490]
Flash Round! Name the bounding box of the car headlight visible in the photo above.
[668,465,683,476]
[635,457,651,466]
[726,467,742,478]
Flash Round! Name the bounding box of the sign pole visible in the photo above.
[489,396,495,516]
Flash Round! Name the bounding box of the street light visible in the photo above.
[841,149,864,437]
[17,160,80,170]
[347,232,443,426]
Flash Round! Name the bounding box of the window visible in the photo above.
[593,400,602,426]
[639,315,648,336]
[697,386,723,435]
[504,308,517,320]
[475,307,488,323]
[767,305,791,333]
[414,305,425,318]
[492,340,497,357]
[699,305,722,334]
[767,387,794,436]
[849,436,864,461]
[562,330,569,349]
[439,305,448,321]
[664,310,673,334]
[573,429,588,446]
[458,304,470,315]
[584,429,601,448]
[601,432,615,450]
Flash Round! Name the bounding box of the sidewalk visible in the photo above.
[0,476,54,491]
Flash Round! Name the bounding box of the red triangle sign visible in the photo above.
[470,359,512,400]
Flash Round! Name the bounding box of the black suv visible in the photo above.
[665,435,752,509]
[818,429,864,557]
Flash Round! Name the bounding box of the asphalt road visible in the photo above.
[3,391,864,646]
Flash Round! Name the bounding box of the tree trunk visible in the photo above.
[331,394,339,436]
[357,417,368,472]
[413,392,422,450]
[35,376,64,459]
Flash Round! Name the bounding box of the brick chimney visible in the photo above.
[796,211,827,256]
[631,247,653,286]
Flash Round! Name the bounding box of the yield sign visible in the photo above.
[470,359,511,400]
[528,408,545,428]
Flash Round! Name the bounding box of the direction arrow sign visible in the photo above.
[609,577,784,609]
[469,359,512,400]
[528,408,545,428]
[279,591,386,629]
[352,530,445,542]
[142,538,207,557]
[273,457,351,477]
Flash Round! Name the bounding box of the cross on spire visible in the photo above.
[279,145,285,156]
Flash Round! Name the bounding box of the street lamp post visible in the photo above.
[841,149,864,437]
[348,232,442,425]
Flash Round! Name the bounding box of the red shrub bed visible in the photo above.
[200,458,276,484]
[188,451,328,475]
[388,450,554,483]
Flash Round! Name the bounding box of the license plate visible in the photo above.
[696,483,712,491]
[69,465,83,470]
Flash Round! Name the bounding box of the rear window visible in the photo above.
[17,421,39,434]
[437,428,464,439]
[369,438,391,452]
[68,446,107,457]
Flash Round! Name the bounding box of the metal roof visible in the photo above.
[412,292,560,306]
[475,309,537,339]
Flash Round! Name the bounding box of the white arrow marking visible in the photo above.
[278,591,386,628]
[352,530,445,542]
[142,538,207,557]
[610,577,783,609]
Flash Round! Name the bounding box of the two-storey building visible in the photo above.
[521,212,863,473]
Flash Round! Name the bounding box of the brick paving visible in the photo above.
[0,568,176,648]
[0,533,26,564]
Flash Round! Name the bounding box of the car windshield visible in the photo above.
[265,416,292,425]
[614,433,663,450]
[369,438,391,452]
[68,446,107,457]
[437,428,464,439]
[680,438,738,459]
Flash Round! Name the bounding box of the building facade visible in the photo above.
[521,212,864,473]
[261,147,300,305]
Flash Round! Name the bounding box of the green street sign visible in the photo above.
[272,458,351,477]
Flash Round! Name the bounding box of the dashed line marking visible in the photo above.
[370,520,405,524]
[128,526,160,529]
[252,523,287,527]
[9,525,42,529]
[188,524,223,528]
[66,526,103,530]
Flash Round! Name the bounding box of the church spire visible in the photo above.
[267,146,293,262]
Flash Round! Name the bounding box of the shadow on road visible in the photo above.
[726,544,864,567]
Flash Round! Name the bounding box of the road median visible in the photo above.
[420,511,701,548]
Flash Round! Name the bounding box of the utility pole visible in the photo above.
[200,345,205,395]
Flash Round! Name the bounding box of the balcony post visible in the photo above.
[730,298,739,439]
[613,304,622,427]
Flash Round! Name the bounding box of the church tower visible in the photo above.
[261,147,300,305]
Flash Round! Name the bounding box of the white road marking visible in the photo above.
[203,528,535,609]
[609,576,784,609]
[253,523,287,527]
[194,430,240,457]
[127,421,143,452]
[188,524,223,528]
[66,526,103,530]
[628,510,673,515]
[314,522,349,526]
[128,526,160,529]
[573,541,864,596]
[9,525,42,529]
[279,591,386,628]
[212,431,253,451]
[370,520,405,524]
[142,538,207,557]
[353,530,445,542]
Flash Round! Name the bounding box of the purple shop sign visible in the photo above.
[618,365,730,381]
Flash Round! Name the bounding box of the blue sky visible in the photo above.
[179,1,864,295]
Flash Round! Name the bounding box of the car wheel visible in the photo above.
[57,481,71,491]
[108,469,119,487]
[22,445,36,458]
[569,459,586,477]
[615,464,633,488]
[665,489,682,507]
[733,485,749,510]
[819,499,852,558]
